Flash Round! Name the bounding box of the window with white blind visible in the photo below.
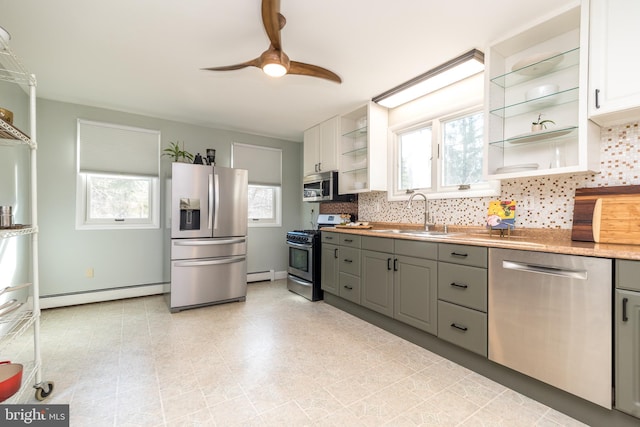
[232,143,282,227]
[75,119,161,229]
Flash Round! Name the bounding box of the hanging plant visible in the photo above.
[162,141,194,162]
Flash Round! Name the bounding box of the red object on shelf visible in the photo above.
[0,361,23,402]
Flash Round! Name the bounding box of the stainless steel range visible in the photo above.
[286,214,345,301]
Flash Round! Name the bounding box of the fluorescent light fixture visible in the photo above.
[372,49,484,108]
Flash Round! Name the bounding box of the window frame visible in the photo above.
[247,183,282,228]
[76,172,160,230]
[388,104,499,201]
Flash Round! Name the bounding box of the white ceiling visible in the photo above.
[1,0,575,141]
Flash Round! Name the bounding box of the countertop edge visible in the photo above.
[322,226,640,261]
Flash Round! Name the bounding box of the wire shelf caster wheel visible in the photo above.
[34,381,54,401]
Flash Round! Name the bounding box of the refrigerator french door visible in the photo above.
[168,163,248,311]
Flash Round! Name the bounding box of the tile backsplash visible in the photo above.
[358,121,640,229]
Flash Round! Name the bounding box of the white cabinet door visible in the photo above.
[318,116,339,172]
[303,125,319,176]
[589,0,640,125]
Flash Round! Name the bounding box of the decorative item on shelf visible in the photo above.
[531,113,554,132]
[193,153,204,164]
[486,200,516,236]
[0,107,13,125]
[206,148,216,165]
[162,141,194,163]
[356,116,367,129]
[511,51,562,75]
[0,206,12,228]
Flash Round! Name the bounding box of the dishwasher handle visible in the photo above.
[502,260,587,280]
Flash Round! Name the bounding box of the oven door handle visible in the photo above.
[286,241,313,250]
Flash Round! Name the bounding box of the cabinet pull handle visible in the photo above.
[344,259,353,263]
[387,258,392,271]
[318,162,322,171]
[451,323,468,332]
[622,297,629,322]
[393,258,398,271]
[334,248,338,258]
[344,239,353,243]
[451,252,468,258]
[450,282,468,289]
[595,88,601,109]
[344,285,353,290]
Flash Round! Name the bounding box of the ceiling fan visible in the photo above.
[203,0,341,83]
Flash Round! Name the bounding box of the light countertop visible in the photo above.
[323,222,640,261]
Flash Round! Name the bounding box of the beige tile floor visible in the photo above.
[12,280,586,426]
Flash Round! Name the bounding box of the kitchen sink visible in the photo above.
[370,229,459,238]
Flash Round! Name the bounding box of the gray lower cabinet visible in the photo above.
[437,243,488,356]
[361,236,438,334]
[321,242,339,294]
[615,259,640,418]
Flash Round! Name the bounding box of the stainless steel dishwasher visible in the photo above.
[488,248,612,408]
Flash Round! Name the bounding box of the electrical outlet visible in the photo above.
[522,197,534,210]
[85,267,94,278]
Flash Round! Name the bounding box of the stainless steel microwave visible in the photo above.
[303,171,353,202]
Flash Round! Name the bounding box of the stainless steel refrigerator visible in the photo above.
[167,163,248,312]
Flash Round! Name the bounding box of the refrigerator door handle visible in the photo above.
[213,173,220,231]
[208,174,214,230]
[174,256,246,268]
[173,238,246,246]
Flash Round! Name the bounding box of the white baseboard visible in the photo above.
[247,270,288,282]
[40,284,165,309]
[40,271,289,309]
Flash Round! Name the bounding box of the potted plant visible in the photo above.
[163,141,194,163]
[531,113,555,132]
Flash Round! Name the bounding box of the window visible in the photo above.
[390,108,498,200]
[232,143,282,227]
[247,184,281,226]
[76,120,160,229]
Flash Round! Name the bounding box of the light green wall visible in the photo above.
[35,98,303,297]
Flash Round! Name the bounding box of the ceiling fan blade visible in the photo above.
[202,58,261,71]
[289,61,342,83]
[261,0,283,50]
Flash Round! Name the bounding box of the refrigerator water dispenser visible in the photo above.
[179,198,201,230]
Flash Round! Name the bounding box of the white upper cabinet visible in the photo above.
[338,102,388,194]
[484,2,600,180]
[588,0,640,125]
[303,116,339,176]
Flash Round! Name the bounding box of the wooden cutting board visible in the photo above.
[571,185,640,244]
[592,195,640,244]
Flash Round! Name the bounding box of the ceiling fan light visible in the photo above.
[263,62,287,77]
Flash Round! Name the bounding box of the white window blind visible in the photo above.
[232,143,282,185]
[77,119,160,176]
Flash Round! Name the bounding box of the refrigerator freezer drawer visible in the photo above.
[171,237,246,260]
[169,255,247,310]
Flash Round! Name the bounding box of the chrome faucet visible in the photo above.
[407,192,435,231]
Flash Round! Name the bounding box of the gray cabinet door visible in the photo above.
[616,289,640,418]
[321,243,339,295]
[394,255,438,335]
[361,249,394,317]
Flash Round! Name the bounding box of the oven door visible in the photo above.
[287,240,313,282]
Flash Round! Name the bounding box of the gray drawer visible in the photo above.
[438,262,487,312]
[395,239,438,259]
[438,243,487,268]
[321,231,339,244]
[437,300,487,357]
[340,234,361,248]
[616,259,640,292]
[361,236,394,253]
[339,247,360,276]
[339,272,361,304]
